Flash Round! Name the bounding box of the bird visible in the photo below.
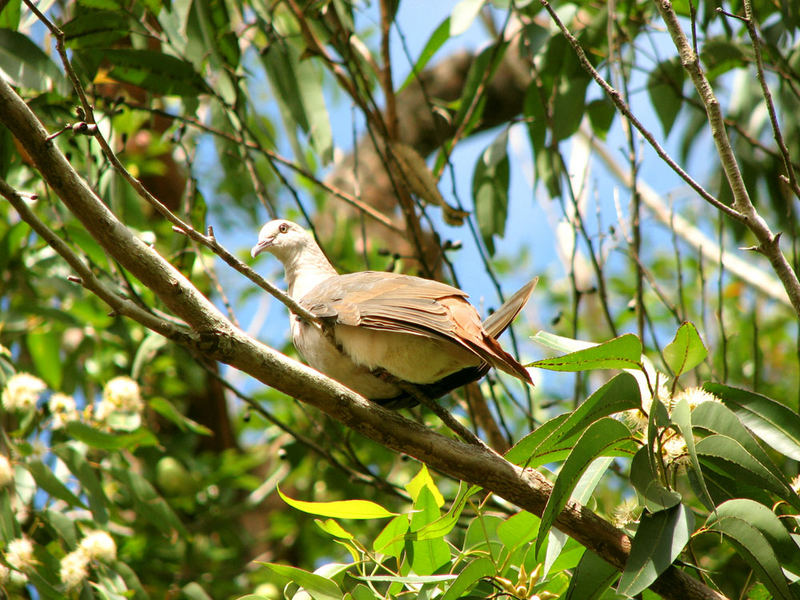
[251,219,535,407]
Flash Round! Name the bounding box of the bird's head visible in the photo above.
[251,219,313,263]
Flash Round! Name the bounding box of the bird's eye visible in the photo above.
[278,223,288,234]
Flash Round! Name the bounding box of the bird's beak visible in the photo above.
[250,237,273,259]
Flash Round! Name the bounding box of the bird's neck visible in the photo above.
[283,246,337,300]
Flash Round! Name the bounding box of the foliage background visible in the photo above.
[1,0,800,598]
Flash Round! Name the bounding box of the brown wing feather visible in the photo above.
[300,272,531,384]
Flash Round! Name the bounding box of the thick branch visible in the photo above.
[0,77,726,600]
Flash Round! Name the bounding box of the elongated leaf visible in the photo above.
[149,397,213,436]
[358,574,457,584]
[670,399,715,512]
[113,467,187,536]
[62,11,137,48]
[663,322,706,377]
[66,422,158,450]
[618,504,693,596]
[530,333,643,372]
[450,0,483,36]
[505,413,569,465]
[406,463,445,507]
[536,417,632,552]
[703,499,798,599]
[705,383,800,460]
[261,563,342,600]
[472,130,509,256]
[647,58,685,135]
[691,400,795,505]
[441,557,496,600]
[695,434,795,502]
[563,549,618,600]
[53,443,109,524]
[399,17,450,91]
[412,482,478,542]
[314,519,353,540]
[26,460,86,508]
[81,48,208,96]
[26,329,62,389]
[0,29,69,93]
[409,486,451,575]
[41,509,78,547]
[630,448,681,512]
[497,510,540,551]
[372,515,408,557]
[278,486,396,519]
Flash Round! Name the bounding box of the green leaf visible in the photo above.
[399,17,450,91]
[62,11,137,49]
[647,58,685,135]
[695,434,796,502]
[553,73,590,142]
[507,373,640,466]
[26,460,87,508]
[41,508,78,547]
[530,333,643,372]
[0,0,21,29]
[409,486,451,575]
[450,0,483,36]
[441,557,496,600]
[277,486,397,519]
[703,499,798,599]
[691,400,794,498]
[705,383,800,461]
[0,29,70,94]
[563,548,618,600]
[314,519,354,540]
[65,422,158,451]
[405,463,445,507]
[357,574,457,584]
[78,48,208,96]
[412,482,478,541]
[670,399,715,512]
[618,504,693,596]
[114,467,187,536]
[472,130,510,256]
[536,417,632,552]
[373,515,408,557]
[663,322,707,377]
[497,510,540,551]
[26,329,62,389]
[149,397,213,436]
[630,448,682,512]
[53,443,109,524]
[586,97,615,140]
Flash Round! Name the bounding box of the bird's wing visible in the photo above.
[300,272,531,382]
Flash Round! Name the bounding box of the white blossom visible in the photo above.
[662,434,690,466]
[2,373,46,411]
[59,549,90,589]
[6,537,35,571]
[79,530,116,562]
[672,387,720,411]
[48,393,79,429]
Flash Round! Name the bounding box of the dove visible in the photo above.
[252,219,534,407]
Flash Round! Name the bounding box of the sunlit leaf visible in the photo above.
[260,563,342,600]
[663,322,707,377]
[278,486,397,519]
[530,333,643,372]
